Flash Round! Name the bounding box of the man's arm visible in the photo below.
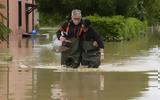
[92,28,105,61]
[56,22,68,40]
[92,28,104,49]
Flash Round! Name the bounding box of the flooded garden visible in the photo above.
[0,27,160,100]
[1,0,160,99]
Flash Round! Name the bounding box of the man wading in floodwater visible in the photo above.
[81,19,104,68]
[56,9,104,68]
[56,9,83,68]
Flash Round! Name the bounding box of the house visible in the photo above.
[0,0,39,48]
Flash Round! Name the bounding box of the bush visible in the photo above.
[122,18,147,41]
[85,15,147,41]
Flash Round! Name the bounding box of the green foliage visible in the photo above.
[143,0,160,24]
[85,15,147,41]
[0,22,11,41]
[122,17,147,40]
[0,3,11,42]
[36,0,160,25]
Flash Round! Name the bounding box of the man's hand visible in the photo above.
[59,36,66,42]
[93,41,98,47]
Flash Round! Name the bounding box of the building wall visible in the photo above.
[0,0,34,34]
[0,0,34,48]
[9,0,33,34]
[9,0,34,49]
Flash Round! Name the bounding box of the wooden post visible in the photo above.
[7,0,9,48]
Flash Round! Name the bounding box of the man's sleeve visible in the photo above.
[56,22,68,40]
[92,28,104,49]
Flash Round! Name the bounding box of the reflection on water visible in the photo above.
[0,67,160,100]
[104,35,160,63]
[0,65,9,100]
[0,64,32,100]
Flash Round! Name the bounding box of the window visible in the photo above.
[18,1,22,27]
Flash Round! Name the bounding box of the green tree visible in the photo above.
[128,0,146,21]
[35,0,160,26]
[0,3,11,42]
[143,0,160,24]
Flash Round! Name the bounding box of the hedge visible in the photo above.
[85,15,147,41]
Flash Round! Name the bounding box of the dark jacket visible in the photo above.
[83,27,104,49]
[56,20,83,39]
[56,20,83,68]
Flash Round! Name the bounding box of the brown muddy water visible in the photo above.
[0,32,160,100]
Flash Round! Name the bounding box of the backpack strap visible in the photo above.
[65,21,83,38]
[77,25,83,38]
[66,22,70,33]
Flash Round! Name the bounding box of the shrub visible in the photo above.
[85,15,147,41]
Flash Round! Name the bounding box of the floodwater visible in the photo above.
[0,30,160,100]
[0,69,159,100]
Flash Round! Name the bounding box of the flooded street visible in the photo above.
[0,31,160,100]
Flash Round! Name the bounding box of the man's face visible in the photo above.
[72,15,81,25]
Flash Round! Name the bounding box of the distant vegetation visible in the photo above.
[36,0,160,26]
[35,0,160,41]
